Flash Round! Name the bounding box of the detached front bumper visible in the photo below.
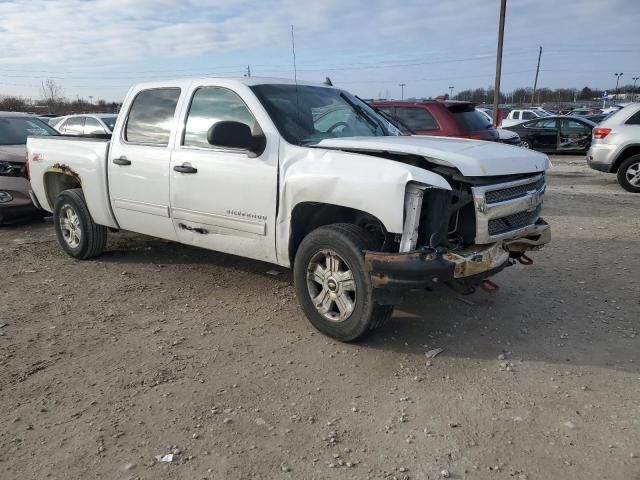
[365,219,550,303]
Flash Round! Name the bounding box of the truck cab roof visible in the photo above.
[129,76,332,91]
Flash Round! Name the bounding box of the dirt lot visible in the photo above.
[1,155,639,480]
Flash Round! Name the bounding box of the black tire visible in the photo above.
[520,139,532,149]
[53,188,107,259]
[616,154,640,193]
[293,223,393,342]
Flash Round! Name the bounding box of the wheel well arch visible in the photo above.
[288,202,387,265]
[612,145,640,172]
[43,167,82,210]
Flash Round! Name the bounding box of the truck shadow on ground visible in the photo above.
[94,231,640,373]
[9,220,635,372]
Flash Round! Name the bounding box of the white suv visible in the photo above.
[587,103,640,192]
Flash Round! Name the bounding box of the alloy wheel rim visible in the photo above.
[59,204,81,248]
[625,161,640,186]
[306,249,356,323]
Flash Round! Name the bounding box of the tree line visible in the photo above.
[0,79,120,114]
[452,85,640,105]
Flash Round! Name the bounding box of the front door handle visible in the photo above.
[113,156,131,166]
[173,164,198,174]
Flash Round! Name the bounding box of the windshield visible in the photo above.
[0,117,58,145]
[99,115,117,131]
[251,84,401,145]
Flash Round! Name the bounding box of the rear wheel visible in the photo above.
[617,154,640,193]
[54,189,107,259]
[293,224,393,341]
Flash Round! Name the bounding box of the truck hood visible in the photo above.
[314,135,550,177]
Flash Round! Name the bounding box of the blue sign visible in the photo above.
[602,91,608,99]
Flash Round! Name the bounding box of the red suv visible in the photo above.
[371,100,499,142]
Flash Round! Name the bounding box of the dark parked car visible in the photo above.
[370,100,500,142]
[504,116,596,153]
[0,112,58,223]
[581,113,610,124]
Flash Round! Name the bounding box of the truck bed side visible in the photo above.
[27,136,119,228]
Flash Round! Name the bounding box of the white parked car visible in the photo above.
[587,103,640,192]
[27,77,551,341]
[51,114,118,136]
[501,109,548,127]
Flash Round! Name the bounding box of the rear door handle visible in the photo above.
[113,157,131,166]
[173,164,198,174]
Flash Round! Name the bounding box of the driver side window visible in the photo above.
[183,87,257,149]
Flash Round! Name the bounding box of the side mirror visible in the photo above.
[207,121,265,155]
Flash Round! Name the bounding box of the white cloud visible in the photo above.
[0,0,638,100]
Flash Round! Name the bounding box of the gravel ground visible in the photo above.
[1,154,639,480]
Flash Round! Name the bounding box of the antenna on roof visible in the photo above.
[291,25,298,84]
[291,24,301,125]
[324,77,333,86]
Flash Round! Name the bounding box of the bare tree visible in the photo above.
[40,79,63,109]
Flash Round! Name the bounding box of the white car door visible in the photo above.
[169,83,279,263]
[109,85,186,240]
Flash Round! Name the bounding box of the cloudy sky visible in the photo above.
[0,0,638,102]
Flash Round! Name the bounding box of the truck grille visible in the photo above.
[471,173,546,244]
[485,176,546,204]
[488,205,542,235]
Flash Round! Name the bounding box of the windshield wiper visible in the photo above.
[339,93,383,134]
[360,97,415,135]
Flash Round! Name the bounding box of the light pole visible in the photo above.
[448,86,454,98]
[399,83,406,100]
[492,0,507,127]
[614,73,623,98]
[633,77,639,102]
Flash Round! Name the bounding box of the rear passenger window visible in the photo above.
[125,88,180,145]
[513,112,520,120]
[183,87,257,149]
[63,117,85,134]
[393,107,438,131]
[626,110,640,125]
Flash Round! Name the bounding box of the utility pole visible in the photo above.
[88,95,94,104]
[245,65,251,77]
[448,86,454,98]
[531,45,542,106]
[492,0,507,127]
[614,73,623,98]
[399,83,406,100]
[632,76,638,102]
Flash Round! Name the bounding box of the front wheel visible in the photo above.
[293,224,393,341]
[54,189,107,259]
[520,139,532,149]
[617,154,640,193]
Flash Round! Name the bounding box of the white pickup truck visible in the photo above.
[501,109,549,128]
[27,77,551,341]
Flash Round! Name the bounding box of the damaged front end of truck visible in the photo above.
[364,171,551,303]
